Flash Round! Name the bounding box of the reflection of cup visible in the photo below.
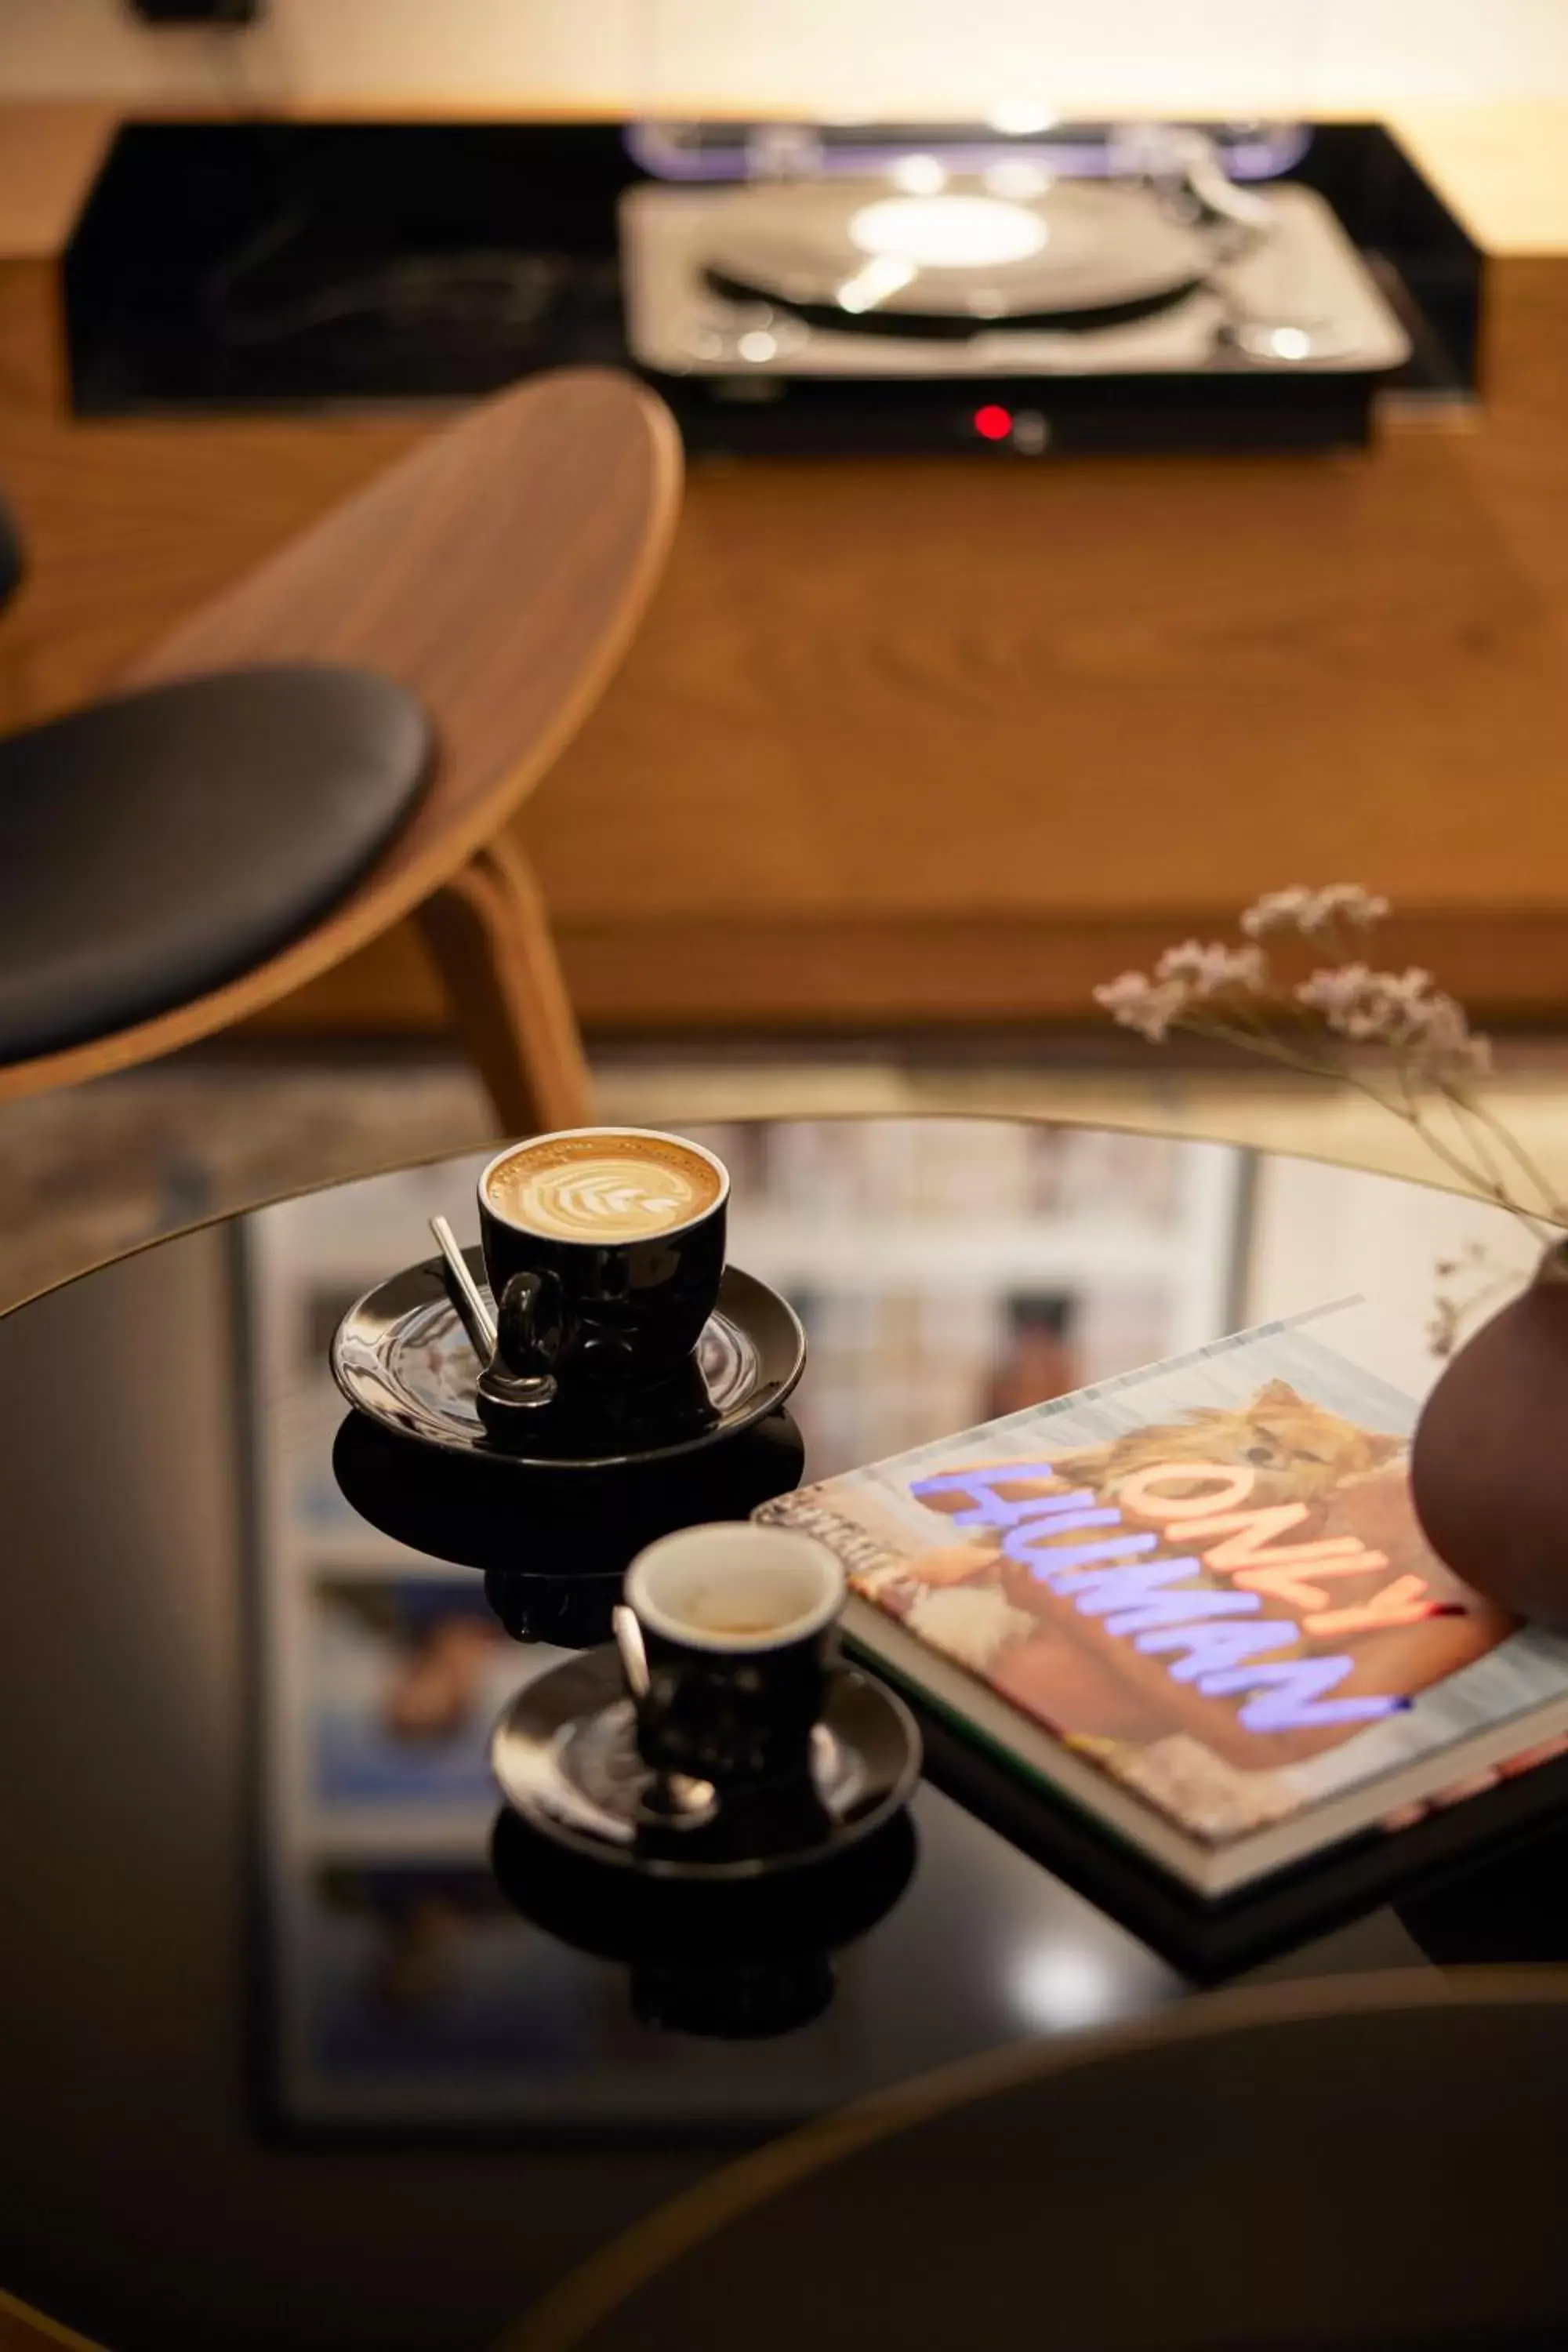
[488,1805,919,2044]
[631,1952,833,2038]
[477,1127,728,1404]
[624,1523,844,1788]
[330,1405,807,1647]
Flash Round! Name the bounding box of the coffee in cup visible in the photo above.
[477,1127,728,1414]
[623,1523,845,1787]
[485,1130,722,1244]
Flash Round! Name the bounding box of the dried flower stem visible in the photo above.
[1441,1085,1566,1220]
[1094,884,1565,1246]
[1434,1087,1522,1207]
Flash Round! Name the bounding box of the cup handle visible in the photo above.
[612,1603,652,1701]
[495,1269,565,1380]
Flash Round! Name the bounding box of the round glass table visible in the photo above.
[0,1116,1552,2352]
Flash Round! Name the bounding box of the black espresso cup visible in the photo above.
[623,1522,845,1788]
[477,1127,728,1407]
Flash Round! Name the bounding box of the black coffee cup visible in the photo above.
[477,1127,728,1409]
[622,1523,845,1788]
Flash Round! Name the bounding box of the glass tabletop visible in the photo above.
[0,1116,1541,2352]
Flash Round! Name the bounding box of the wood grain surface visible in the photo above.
[416,833,594,1131]
[0,108,114,264]
[5,104,1568,1036]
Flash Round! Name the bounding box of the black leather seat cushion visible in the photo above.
[0,665,432,1062]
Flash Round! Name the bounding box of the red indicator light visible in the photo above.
[973,404,1013,441]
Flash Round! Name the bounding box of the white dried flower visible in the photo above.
[1093,971,1190,1042]
[1242,884,1389,939]
[1155,940,1268,996]
[1295,964,1378,1029]
[1295,965,1493,1076]
[1426,1302,1462,1359]
[1240,887,1315,938]
[1428,1241,1515,1359]
[1305,884,1391,933]
[1095,892,1542,1224]
[1408,991,1494,1079]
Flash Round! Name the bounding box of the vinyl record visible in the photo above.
[702,176,1219,336]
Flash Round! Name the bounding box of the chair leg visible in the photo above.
[417,837,593,1138]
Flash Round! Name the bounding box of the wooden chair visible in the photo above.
[0,368,682,1132]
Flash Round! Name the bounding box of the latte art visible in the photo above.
[545,1168,686,1229]
[518,1159,698,1238]
[485,1132,723,1242]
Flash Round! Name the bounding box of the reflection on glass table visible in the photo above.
[243,1120,1245,2133]
[237,1116,1517,2139]
[3,1116,1551,2352]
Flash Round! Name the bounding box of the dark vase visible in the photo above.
[1410,1237,1568,1627]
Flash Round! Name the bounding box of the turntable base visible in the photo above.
[621,173,1411,456]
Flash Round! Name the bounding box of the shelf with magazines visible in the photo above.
[684,1120,1247,1478]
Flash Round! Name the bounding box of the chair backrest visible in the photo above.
[513,1970,1568,2352]
[125,365,681,908]
[1,366,682,1105]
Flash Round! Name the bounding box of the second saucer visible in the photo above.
[491,1646,921,1880]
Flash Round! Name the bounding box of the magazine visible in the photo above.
[759,1301,1568,1896]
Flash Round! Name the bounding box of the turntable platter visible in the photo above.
[702,176,1221,335]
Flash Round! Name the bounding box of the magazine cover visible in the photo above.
[760,1303,1568,1849]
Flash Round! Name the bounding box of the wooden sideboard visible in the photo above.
[5,103,1568,1040]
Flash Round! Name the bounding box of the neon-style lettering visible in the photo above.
[908,1448,1421,1744]
[1004,1520,1159,1577]
[1200,1655,1409,1732]
[1305,1573,1441,1638]
[1236,1552,1391,1610]
[1105,1588,1270,1639]
[1045,1553,1249,1632]
[1183,1501,1365,1571]
[1134,1617,1302,1682]
[909,1465,1073,1530]
[1113,1461,1258,1520]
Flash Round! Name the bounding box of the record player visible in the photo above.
[68,118,1471,459]
[620,123,1416,457]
